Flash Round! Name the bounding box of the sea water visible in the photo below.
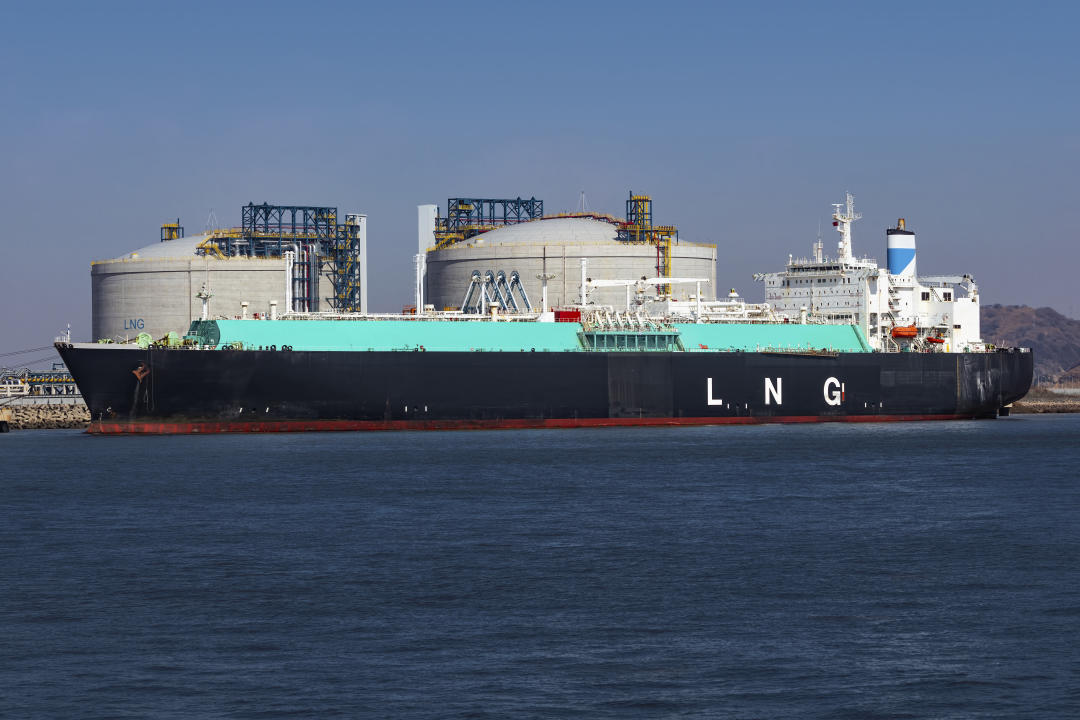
[2,416,1078,718]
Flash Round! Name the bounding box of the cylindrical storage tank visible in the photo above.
[91,234,290,342]
[424,217,717,311]
[886,219,917,280]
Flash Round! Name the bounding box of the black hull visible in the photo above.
[55,344,1033,433]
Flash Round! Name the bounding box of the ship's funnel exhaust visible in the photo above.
[886,218,916,279]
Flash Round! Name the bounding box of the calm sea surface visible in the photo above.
[2,415,1078,718]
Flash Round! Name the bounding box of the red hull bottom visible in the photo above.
[87,413,987,435]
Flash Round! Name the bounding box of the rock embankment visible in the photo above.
[1011,389,1080,414]
[8,404,91,429]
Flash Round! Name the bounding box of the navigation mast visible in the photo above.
[832,192,861,262]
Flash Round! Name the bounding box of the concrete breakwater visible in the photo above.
[7,404,91,429]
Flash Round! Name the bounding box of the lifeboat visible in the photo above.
[891,325,918,338]
[926,336,945,344]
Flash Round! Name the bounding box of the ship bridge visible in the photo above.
[755,193,984,353]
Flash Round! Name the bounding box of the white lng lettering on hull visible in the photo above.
[707,377,723,406]
[824,377,846,406]
[765,378,782,405]
[710,377,848,408]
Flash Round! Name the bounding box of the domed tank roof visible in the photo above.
[473,217,619,244]
[119,233,212,260]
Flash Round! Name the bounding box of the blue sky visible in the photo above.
[2,1,1078,355]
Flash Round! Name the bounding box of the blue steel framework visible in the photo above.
[237,203,337,257]
[329,217,364,313]
[434,197,544,249]
[444,197,543,230]
[198,203,364,313]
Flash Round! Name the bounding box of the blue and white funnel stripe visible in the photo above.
[886,231,916,277]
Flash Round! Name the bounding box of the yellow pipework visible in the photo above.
[196,236,226,259]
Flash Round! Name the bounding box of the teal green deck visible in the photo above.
[188,319,871,353]
[192,319,582,352]
[674,323,870,352]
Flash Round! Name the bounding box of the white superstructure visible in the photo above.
[756,193,983,352]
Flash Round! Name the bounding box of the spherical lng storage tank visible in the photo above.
[424,217,717,312]
[91,234,290,342]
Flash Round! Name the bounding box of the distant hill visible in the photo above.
[981,304,1080,384]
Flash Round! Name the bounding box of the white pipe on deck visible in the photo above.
[580,258,587,307]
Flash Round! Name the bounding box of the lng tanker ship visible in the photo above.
[56,194,1032,434]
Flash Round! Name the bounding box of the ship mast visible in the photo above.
[814,219,823,263]
[832,192,861,262]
